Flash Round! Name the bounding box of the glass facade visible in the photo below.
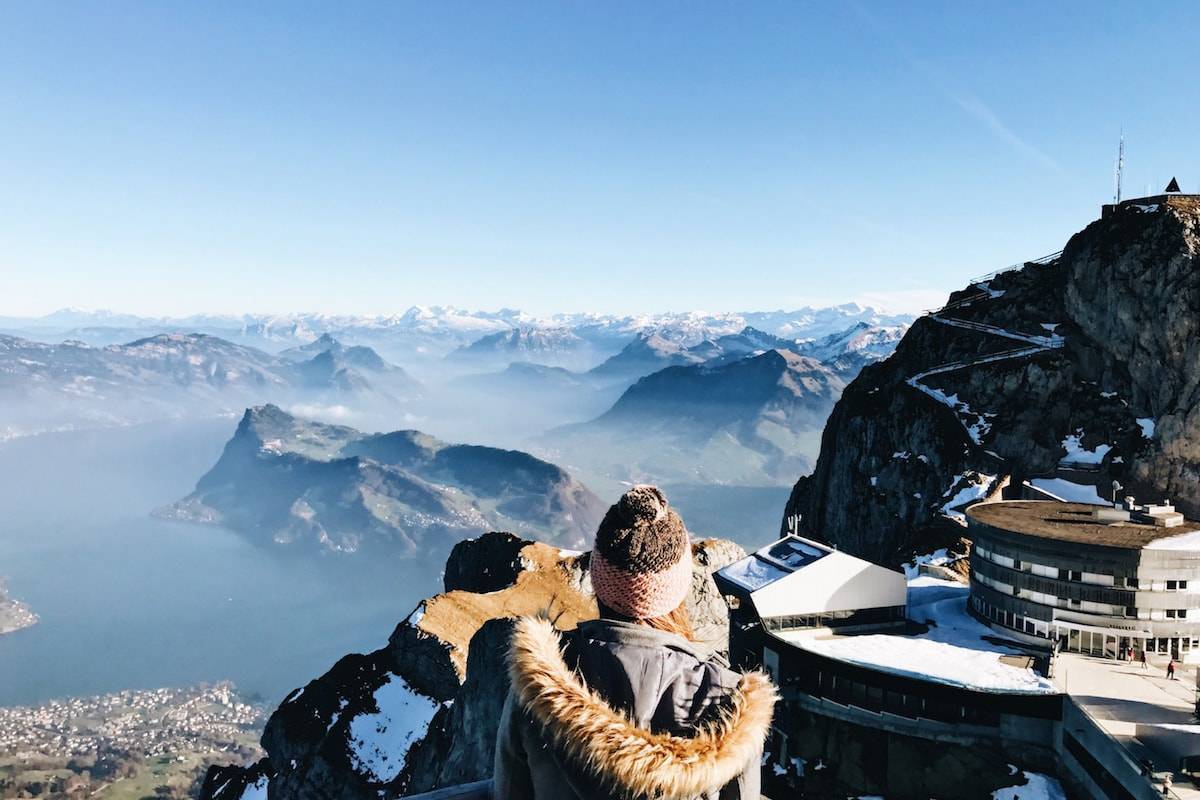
[969,515,1200,659]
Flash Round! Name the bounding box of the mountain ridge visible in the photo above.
[784,196,1200,565]
[158,405,606,554]
[0,332,417,436]
[544,348,845,485]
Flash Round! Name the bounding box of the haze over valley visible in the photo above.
[8,3,1196,796]
[0,302,909,715]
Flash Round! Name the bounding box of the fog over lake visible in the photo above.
[0,419,440,708]
[0,417,789,709]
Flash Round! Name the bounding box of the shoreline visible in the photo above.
[0,593,38,637]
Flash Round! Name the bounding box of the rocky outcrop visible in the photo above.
[199,531,745,800]
[158,405,607,555]
[785,197,1200,565]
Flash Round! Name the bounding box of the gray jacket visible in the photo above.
[493,616,777,800]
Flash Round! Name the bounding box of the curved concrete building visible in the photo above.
[967,500,1200,660]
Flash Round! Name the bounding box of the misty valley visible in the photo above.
[0,305,903,795]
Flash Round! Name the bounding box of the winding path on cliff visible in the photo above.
[904,251,1064,442]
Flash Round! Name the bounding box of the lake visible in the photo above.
[0,419,793,709]
[0,419,440,708]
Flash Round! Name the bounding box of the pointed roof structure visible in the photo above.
[1165,177,1182,193]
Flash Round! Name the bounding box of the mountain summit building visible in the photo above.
[968,499,1200,661]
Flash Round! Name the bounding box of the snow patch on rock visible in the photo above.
[1060,431,1111,465]
[991,770,1067,800]
[238,775,269,800]
[940,472,997,524]
[347,674,439,783]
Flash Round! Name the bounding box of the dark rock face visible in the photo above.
[442,532,530,593]
[400,619,517,792]
[199,531,745,800]
[1062,201,1200,509]
[785,198,1200,565]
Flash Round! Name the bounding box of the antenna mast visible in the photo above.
[1114,131,1125,204]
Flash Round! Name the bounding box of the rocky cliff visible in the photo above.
[784,196,1200,565]
[158,405,607,555]
[200,531,745,800]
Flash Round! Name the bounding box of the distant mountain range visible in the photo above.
[157,405,606,555]
[1,305,913,490]
[446,326,595,370]
[0,332,418,438]
[542,348,849,485]
[0,305,913,367]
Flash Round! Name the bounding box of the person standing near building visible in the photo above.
[1142,649,1149,669]
[1168,659,1177,680]
[494,485,778,800]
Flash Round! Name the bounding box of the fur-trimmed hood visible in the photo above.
[507,616,777,799]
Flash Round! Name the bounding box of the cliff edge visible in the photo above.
[785,196,1200,565]
[200,531,745,799]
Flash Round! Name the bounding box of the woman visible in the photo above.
[494,485,777,799]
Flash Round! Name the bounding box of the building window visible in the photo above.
[1126,606,1138,617]
[1068,570,1082,582]
[1127,577,1139,589]
[1182,580,1190,590]
[1168,580,1178,591]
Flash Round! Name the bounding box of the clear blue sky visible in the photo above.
[2,1,1198,318]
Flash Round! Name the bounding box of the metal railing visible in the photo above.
[919,250,1064,316]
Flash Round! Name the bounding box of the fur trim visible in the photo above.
[508,616,777,799]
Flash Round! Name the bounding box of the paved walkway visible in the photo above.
[1055,652,1200,797]
[1057,652,1195,729]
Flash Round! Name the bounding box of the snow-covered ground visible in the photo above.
[1060,431,1111,464]
[941,472,997,524]
[1145,529,1200,551]
[1029,478,1106,505]
[237,775,269,800]
[992,769,1066,800]
[779,580,1057,695]
[347,674,440,783]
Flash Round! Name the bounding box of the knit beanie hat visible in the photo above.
[590,485,692,619]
